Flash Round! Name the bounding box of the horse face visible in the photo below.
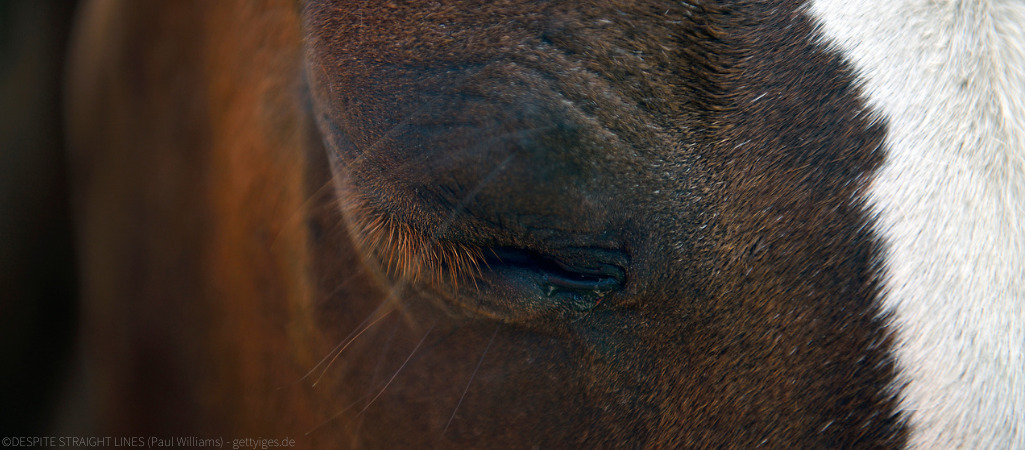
[301,3,711,443]
[66,0,1023,448]
[301,1,904,447]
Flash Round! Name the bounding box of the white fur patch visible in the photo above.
[808,1,1025,448]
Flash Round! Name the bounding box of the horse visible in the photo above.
[66,0,1023,447]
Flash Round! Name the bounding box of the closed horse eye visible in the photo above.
[481,247,627,311]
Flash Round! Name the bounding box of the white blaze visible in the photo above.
[809,0,1025,448]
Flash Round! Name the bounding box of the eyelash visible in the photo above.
[343,196,485,291]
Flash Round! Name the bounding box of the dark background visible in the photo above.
[0,0,79,437]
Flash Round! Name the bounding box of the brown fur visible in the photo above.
[69,0,907,447]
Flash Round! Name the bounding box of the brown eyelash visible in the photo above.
[341,196,484,291]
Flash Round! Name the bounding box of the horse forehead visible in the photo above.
[301,1,689,138]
